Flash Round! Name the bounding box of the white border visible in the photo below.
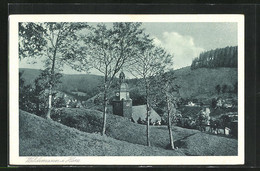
[9,14,244,165]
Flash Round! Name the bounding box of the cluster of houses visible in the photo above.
[185,97,235,109]
[53,72,237,137]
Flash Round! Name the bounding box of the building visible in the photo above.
[112,71,161,124]
[132,105,161,124]
[112,71,132,119]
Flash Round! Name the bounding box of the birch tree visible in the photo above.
[153,71,180,150]
[80,22,151,135]
[19,22,88,119]
[129,46,173,146]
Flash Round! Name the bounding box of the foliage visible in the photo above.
[191,46,238,69]
[220,114,231,129]
[19,69,63,116]
[128,44,174,146]
[215,85,221,94]
[77,22,151,135]
[129,88,146,106]
[196,108,211,131]
[19,72,35,113]
[19,22,89,118]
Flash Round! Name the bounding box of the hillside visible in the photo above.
[51,108,238,156]
[20,66,237,100]
[19,68,103,99]
[191,46,238,69]
[173,66,237,99]
[20,110,184,156]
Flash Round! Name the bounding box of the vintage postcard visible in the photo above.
[9,14,244,165]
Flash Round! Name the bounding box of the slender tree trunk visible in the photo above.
[46,46,57,119]
[146,102,150,146]
[102,77,108,135]
[36,100,40,116]
[46,85,52,119]
[166,96,175,150]
[145,82,150,146]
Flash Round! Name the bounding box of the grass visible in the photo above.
[51,108,200,148]
[50,108,238,156]
[175,132,238,156]
[20,110,185,156]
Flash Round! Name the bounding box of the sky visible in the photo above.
[19,22,237,75]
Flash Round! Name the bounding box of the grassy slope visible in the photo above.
[51,108,237,156]
[52,108,199,148]
[20,110,185,156]
[175,132,238,156]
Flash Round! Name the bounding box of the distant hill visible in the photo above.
[20,66,237,100]
[128,66,237,100]
[173,66,237,99]
[19,68,103,99]
[191,46,238,69]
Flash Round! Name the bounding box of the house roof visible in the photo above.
[132,105,161,123]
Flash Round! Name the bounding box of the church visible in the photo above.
[112,71,161,124]
[112,71,132,119]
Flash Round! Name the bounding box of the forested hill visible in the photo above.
[191,46,238,70]
[20,66,237,100]
[19,68,104,99]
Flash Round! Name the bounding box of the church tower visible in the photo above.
[112,71,132,119]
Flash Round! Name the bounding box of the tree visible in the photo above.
[233,82,238,94]
[215,85,221,94]
[19,22,88,119]
[197,108,210,132]
[33,69,63,116]
[222,84,228,94]
[129,45,173,146]
[79,22,151,135]
[19,71,34,113]
[153,70,180,150]
[211,98,217,108]
[220,114,231,135]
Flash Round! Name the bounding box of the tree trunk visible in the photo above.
[146,102,150,146]
[36,100,40,116]
[166,96,175,150]
[45,28,60,119]
[145,82,150,146]
[46,85,52,119]
[102,83,108,135]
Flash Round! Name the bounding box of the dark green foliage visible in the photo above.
[215,85,221,94]
[19,72,35,113]
[233,82,238,93]
[53,97,67,108]
[222,84,228,93]
[19,69,63,116]
[19,23,47,59]
[220,114,231,129]
[191,46,238,70]
[211,98,217,108]
[129,88,146,106]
